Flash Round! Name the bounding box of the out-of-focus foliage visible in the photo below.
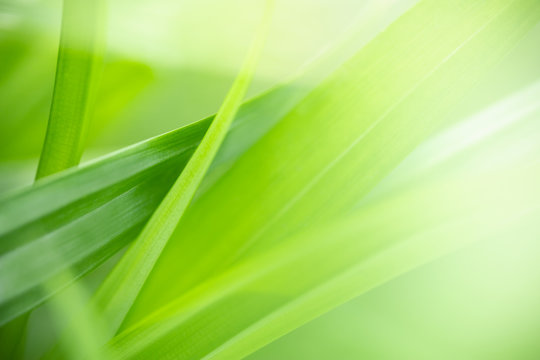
[1,0,540,359]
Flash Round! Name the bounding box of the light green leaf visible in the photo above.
[93,0,274,336]
[0,62,314,325]
[0,0,389,323]
[1,0,539,358]
[35,0,106,179]
[106,97,540,359]
[126,0,540,328]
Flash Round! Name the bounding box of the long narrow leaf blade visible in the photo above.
[0,0,405,323]
[106,100,540,359]
[126,0,540,327]
[93,0,274,336]
[36,0,105,179]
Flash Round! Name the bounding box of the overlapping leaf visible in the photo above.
[126,0,540,327]
[0,0,397,324]
[1,4,539,360]
[94,1,274,337]
[107,76,540,360]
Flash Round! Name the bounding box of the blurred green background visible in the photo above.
[1,0,419,189]
[2,0,540,359]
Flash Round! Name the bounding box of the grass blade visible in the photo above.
[126,0,540,327]
[1,1,106,354]
[0,66,309,325]
[0,0,399,322]
[106,104,540,358]
[36,0,105,179]
[94,0,274,336]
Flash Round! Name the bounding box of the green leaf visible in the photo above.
[0,65,309,325]
[106,99,540,359]
[105,75,540,359]
[126,0,540,328]
[0,0,381,323]
[1,0,538,341]
[93,0,274,337]
[36,0,106,179]
[1,1,107,355]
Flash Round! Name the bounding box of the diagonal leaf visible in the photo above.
[1,1,107,355]
[126,0,540,327]
[0,0,397,324]
[106,99,540,359]
[93,0,274,336]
